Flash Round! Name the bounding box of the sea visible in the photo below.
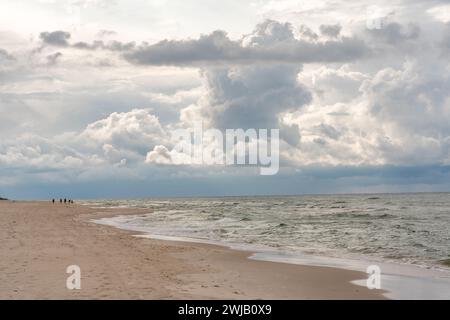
[83,193,450,299]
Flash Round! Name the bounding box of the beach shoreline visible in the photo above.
[0,201,386,299]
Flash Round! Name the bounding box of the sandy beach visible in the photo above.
[0,201,386,299]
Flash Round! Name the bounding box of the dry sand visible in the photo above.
[0,201,386,299]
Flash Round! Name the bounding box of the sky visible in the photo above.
[1,0,450,199]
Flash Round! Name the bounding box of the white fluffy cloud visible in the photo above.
[78,109,167,151]
[0,109,168,170]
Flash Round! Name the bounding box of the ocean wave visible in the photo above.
[86,193,450,270]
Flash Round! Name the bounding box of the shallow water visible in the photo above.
[85,193,450,270]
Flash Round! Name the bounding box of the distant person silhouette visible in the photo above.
[64,198,67,204]
[52,199,55,204]
[60,199,62,204]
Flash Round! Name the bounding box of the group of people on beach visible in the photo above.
[52,198,74,204]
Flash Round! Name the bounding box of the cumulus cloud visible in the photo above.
[181,64,311,133]
[171,20,364,147]
[145,145,173,165]
[77,109,168,157]
[46,52,62,65]
[125,20,369,66]
[297,25,319,41]
[366,22,420,44]
[39,31,71,47]
[319,24,342,38]
[0,109,169,170]
[285,53,450,167]
[72,40,136,51]
[359,59,450,163]
[0,134,90,170]
[0,48,15,61]
[299,65,367,104]
[38,30,136,51]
